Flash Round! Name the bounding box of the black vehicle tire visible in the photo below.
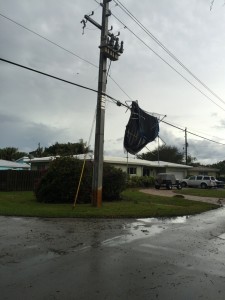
[177,184,182,190]
[181,182,187,188]
[166,184,172,190]
[155,185,160,190]
[201,182,207,189]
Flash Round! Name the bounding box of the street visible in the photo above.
[1,207,225,300]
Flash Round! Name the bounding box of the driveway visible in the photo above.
[140,188,225,205]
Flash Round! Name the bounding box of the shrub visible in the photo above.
[126,176,155,188]
[103,164,126,201]
[34,157,126,203]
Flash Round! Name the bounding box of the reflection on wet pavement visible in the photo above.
[103,216,189,246]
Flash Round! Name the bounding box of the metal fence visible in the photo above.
[0,170,44,191]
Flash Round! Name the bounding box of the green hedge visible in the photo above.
[34,157,126,203]
[126,175,155,188]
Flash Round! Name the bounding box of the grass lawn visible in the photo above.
[174,188,225,198]
[0,189,219,218]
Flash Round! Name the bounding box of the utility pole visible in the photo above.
[185,127,188,165]
[82,0,124,207]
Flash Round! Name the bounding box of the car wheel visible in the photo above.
[177,184,182,190]
[181,182,187,188]
[166,184,172,190]
[201,183,207,189]
[155,185,160,189]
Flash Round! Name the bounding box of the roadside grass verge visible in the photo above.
[0,189,219,218]
[174,188,225,198]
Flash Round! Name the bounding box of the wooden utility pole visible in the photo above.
[82,0,124,207]
[185,127,188,165]
[92,0,109,207]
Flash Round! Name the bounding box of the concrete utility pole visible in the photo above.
[82,0,124,207]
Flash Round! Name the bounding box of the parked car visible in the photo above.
[155,173,182,190]
[181,175,217,189]
[215,179,225,188]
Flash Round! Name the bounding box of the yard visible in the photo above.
[0,189,219,218]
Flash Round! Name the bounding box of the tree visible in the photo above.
[30,140,91,157]
[137,145,184,164]
[0,147,28,161]
[186,155,198,166]
[29,143,44,157]
[207,160,225,175]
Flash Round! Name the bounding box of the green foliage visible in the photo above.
[126,176,155,188]
[207,160,225,175]
[34,157,126,203]
[103,164,126,200]
[137,145,184,164]
[34,157,92,203]
[30,140,91,157]
[0,147,28,161]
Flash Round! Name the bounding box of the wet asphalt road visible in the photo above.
[1,208,225,300]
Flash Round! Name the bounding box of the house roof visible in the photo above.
[30,154,191,169]
[30,156,60,163]
[103,156,191,169]
[189,166,219,172]
[0,159,30,169]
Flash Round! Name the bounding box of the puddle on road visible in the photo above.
[137,216,189,224]
[103,216,189,246]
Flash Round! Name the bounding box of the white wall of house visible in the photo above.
[29,155,191,179]
[166,168,187,180]
[110,163,188,179]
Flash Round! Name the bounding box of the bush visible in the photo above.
[34,157,126,203]
[103,164,126,200]
[126,176,155,188]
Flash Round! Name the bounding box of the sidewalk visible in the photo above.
[140,188,225,205]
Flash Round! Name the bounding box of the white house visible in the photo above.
[29,154,191,179]
[0,159,30,170]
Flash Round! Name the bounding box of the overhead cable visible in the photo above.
[113,0,225,107]
[0,12,98,69]
[0,57,129,109]
[111,14,225,113]
[0,12,131,101]
[161,120,225,146]
[2,56,224,147]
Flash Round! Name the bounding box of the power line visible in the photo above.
[113,0,225,107]
[2,56,225,148]
[2,8,225,119]
[1,10,225,149]
[0,12,131,101]
[111,13,225,113]
[0,57,129,109]
[5,9,217,114]
[165,118,225,142]
[161,119,225,146]
[108,74,132,100]
[0,12,98,68]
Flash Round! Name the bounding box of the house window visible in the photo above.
[128,167,137,175]
[143,168,150,176]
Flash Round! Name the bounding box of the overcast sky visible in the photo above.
[1,0,225,164]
